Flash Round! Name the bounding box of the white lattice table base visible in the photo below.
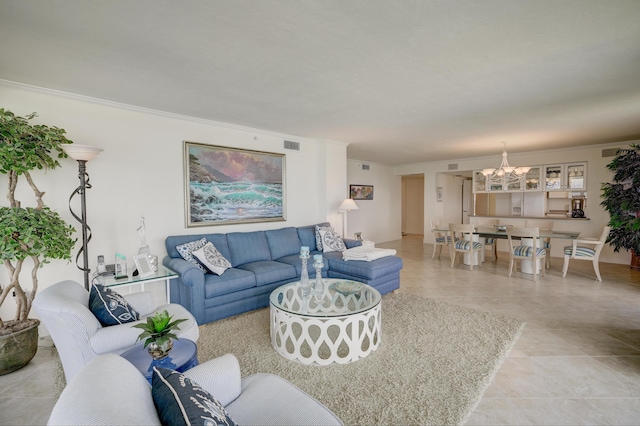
[270,300,381,365]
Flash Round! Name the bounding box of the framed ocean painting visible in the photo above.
[184,142,286,227]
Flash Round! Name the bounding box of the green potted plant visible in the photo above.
[132,309,187,360]
[0,108,77,375]
[600,144,640,269]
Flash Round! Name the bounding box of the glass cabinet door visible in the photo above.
[473,171,487,192]
[544,164,564,191]
[524,166,541,191]
[566,162,587,190]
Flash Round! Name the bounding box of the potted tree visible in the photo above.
[600,144,640,270]
[0,108,76,375]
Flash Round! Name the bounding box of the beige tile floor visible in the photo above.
[2,234,640,425]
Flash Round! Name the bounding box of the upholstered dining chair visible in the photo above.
[448,223,483,270]
[430,219,452,259]
[562,226,611,281]
[525,220,553,269]
[507,227,546,281]
[33,280,200,383]
[477,218,499,260]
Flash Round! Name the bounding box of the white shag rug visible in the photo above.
[197,292,525,425]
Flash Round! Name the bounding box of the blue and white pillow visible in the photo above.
[89,284,139,327]
[315,225,333,251]
[152,367,237,426]
[176,238,208,272]
[192,242,232,275]
[319,227,347,253]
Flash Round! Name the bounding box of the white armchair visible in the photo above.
[33,280,199,383]
[562,226,611,281]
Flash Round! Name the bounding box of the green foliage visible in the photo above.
[0,207,76,263]
[600,144,640,253]
[0,108,71,175]
[132,310,188,349]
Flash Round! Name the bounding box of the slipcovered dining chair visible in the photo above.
[525,220,552,269]
[430,219,452,259]
[507,227,546,281]
[33,280,200,383]
[449,223,483,270]
[562,226,611,282]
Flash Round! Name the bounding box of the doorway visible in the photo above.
[401,174,424,237]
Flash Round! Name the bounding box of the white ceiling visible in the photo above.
[1,0,640,165]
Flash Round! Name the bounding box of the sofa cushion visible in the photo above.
[297,225,318,251]
[175,237,208,272]
[319,227,346,253]
[226,231,272,266]
[265,227,302,260]
[89,284,139,326]
[192,242,232,275]
[204,269,257,298]
[326,254,403,280]
[152,367,237,426]
[237,261,297,286]
[276,253,328,277]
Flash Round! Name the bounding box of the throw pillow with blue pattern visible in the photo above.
[89,284,139,327]
[192,242,232,275]
[319,227,347,253]
[152,367,237,426]
[176,238,208,272]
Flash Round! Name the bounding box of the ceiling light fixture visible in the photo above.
[481,142,530,188]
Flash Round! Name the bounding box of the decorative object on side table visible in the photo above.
[133,310,188,360]
[0,109,77,375]
[600,144,640,270]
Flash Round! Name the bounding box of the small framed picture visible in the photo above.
[436,187,443,202]
[354,232,363,241]
[133,254,155,278]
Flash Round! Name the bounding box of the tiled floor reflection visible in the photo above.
[1,234,639,425]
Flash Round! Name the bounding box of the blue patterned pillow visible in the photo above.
[152,367,237,426]
[176,238,208,272]
[192,242,232,275]
[89,284,139,327]
[315,225,329,251]
[319,227,347,253]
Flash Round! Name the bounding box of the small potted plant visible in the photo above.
[600,144,640,269]
[132,310,188,360]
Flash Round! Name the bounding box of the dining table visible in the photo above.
[435,225,581,273]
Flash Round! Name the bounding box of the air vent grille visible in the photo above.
[284,140,300,151]
[362,164,370,170]
[602,148,620,158]
[448,163,458,170]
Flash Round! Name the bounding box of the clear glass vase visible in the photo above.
[299,247,311,299]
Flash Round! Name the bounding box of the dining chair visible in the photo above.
[430,219,452,259]
[477,218,499,260]
[525,220,552,269]
[562,226,611,281]
[448,223,483,270]
[507,227,546,281]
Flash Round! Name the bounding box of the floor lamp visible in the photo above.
[338,198,359,238]
[63,144,103,290]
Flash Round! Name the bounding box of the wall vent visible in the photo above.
[283,140,300,151]
[362,164,370,170]
[448,163,458,170]
[602,148,620,158]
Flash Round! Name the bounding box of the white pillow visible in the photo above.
[191,242,232,275]
[319,227,346,253]
[175,238,208,272]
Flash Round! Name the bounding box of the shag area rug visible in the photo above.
[197,292,525,425]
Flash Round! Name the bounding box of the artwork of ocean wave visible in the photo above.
[190,181,283,223]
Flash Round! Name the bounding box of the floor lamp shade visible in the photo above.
[339,198,359,238]
[63,144,103,290]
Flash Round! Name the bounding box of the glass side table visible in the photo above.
[94,266,177,303]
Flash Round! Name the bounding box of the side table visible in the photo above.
[120,339,199,383]
[95,266,178,303]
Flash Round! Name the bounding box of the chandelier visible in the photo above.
[481,142,530,187]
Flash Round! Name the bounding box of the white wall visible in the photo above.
[346,160,402,243]
[395,142,640,265]
[0,81,348,324]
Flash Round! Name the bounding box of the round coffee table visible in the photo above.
[269,279,381,365]
[120,338,199,383]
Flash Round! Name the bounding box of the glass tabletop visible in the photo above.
[95,266,177,287]
[270,279,381,318]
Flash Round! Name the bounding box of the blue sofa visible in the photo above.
[163,222,403,325]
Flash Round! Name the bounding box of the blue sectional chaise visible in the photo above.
[163,222,403,325]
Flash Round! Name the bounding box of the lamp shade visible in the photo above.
[338,198,359,212]
[62,144,103,162]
